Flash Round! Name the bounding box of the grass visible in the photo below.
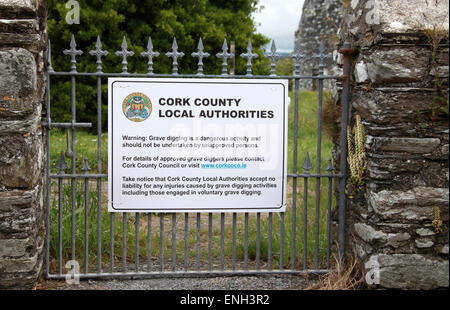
[48,90,337,273]
[305,254,365,290]
[49,129,108,174]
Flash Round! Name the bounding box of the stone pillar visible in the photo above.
[337,0,449,289]
[0,0,47,289]
[294,0,344,90]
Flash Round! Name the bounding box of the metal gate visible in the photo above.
[44,34,353,280]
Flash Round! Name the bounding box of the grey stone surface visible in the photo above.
[370,137,441,154]
[0,48,37,96]
[354,61,369,83]
[366,48,429,84]
[354,223,387,243]
[0,122,43,189]
[294,0,344,90]
[0,238,31,258]
[0,0,36,15]
[439,245,449,255]
[365,254,449,289]
[0,0,46,289]
[415,239,434,249]
[368,187,449,221]
[376,0,449,33]
[415,228,434,237]
[336,0,449,290]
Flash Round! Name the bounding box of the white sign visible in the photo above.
[108,78,288,213]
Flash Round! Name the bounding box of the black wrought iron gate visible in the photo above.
[44,34,352,280]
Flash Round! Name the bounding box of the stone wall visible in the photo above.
[337,0,449,289]
[294,0,344,89]
[0,0,47,289]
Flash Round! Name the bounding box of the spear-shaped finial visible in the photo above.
[48,40,54,72]
[216,39,233,76]
[267,40,280,76]
[81,157,91,174]
[326,158,334,172]
[165,37,184,75]
[191,38,210,76]
[115,36,134,74]
[312,41,331,76]
[55,151,68,174]
[63,35,83,73]
[141,37,160,75]
[302,152,313,173]
[89,35,109,73]
[240,39,258,76]
[291,40,306,76]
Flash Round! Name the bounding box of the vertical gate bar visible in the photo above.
[291,77,300,270]
[45,45,52,277]
[58,177,63,275]
[84,176,89,274]
[90,38,107,274]
[314,42,326,270]
[110,213,114,273]
[122,212,127,271]
[147,213,152,271]
[135,212,140,272]
[160,213,164,271]
[196,213,200,271]
[220,213,225,271]
[70,75,76,263]
[338,42,353,259]
[315,79,324,270]
[208,213,212,271]
[256,213,261,270]
[96,76,102,274]
[172,213,176,271]
[326,168,333,269]
[63,35,82,266]
[184,213,188,271]
[268,213,273,270]
[244,213,248,271]
[232,213,236,271]
[280,212,284,270]
[303,176,308,270]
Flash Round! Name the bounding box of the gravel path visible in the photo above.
[44,274,318,290]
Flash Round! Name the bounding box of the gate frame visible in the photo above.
[44,35,354,280]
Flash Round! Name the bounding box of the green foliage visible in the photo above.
[47,0,270,130]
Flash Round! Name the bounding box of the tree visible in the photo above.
[46,0,270,130]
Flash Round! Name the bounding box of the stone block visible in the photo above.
[0,252,38,273]
[416,228,435,237]
[0,238,31,258]
[0,47,36,97]
[0,186,41,239]
[354,223,387,243]
[365,254,449,289]
[0,19,39,34]
[0,125,43,189]
[0,0,37,18]
[352,88,437,128]
[354,61,369,83]
[368,187,449,221]
[376,0,449,34]
[415,239,434,249]
[366,48,429,84]
[370,137,440,154]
